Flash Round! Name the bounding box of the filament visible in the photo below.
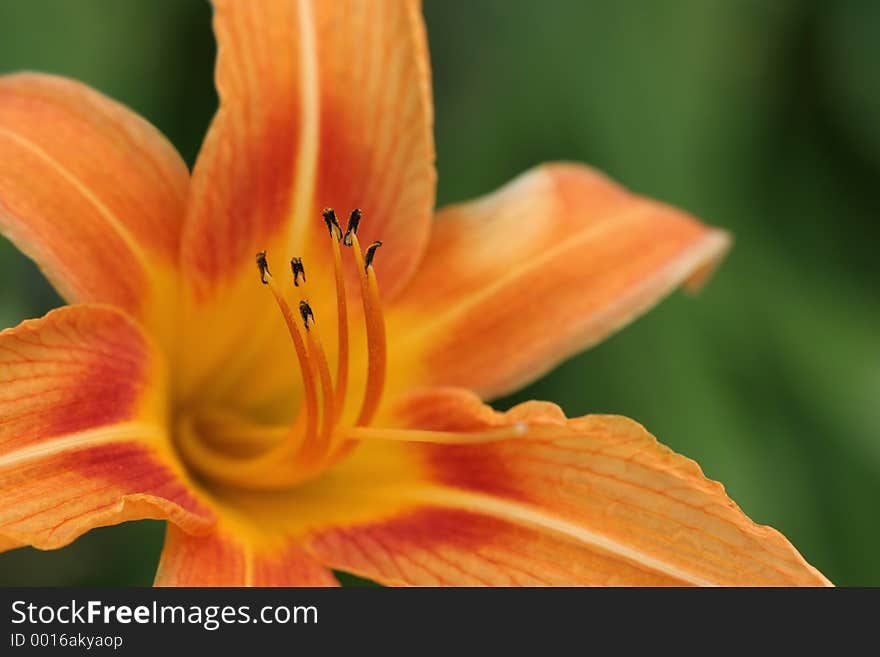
[348,232,387,427]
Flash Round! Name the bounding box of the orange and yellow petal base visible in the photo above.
[0,305,213,550]
[387,163,731,400]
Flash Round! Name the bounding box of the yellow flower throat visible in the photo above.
[176,208,386,490]
[175,209,536,492]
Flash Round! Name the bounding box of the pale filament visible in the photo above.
[324,211,350,422]
[348,230,387,428]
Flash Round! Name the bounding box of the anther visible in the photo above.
[343,208,362,247]
[322,208,343,240]
[256,251,270,284]
[364,240,383,270]
[299,300,315,330]
[290,257,306,287]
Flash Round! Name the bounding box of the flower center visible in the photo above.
[175,209,546,492]
[176,208,387,490]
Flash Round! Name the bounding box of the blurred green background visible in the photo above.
[0,0,877,586]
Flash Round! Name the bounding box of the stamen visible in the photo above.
[259,254,319,450]
[343,208,362,247]
[348,230,387,427]
[324,211,350,421]
[175,255,336,490]
[303,327,335,459]
[291,257,306,287]
[290,269,336,462]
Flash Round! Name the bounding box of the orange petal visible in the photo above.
[155,524,337,586]
[0,305,213,550]
[0,74,189,347]
[312,0,435,298]
[177,0,434,410]
[387,163,731,400]
[300,388,828,586]
[185,0,433,296]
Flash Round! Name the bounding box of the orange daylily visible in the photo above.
[0,1,829,586]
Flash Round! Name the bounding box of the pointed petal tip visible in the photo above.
[388,161,735,398]
[684,228,733,295]
[301,389,832,586]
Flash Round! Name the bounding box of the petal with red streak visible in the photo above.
[0,73,189,346]
[155,524,337,587]
[300,389,829,586]
[0,305,213,550]
[312,0,435,298]
[387,163,731,400]
[178,0,434,411]
[185,0,433,296]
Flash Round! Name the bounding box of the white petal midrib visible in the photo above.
[413,486,719,587]
[286,0,320,256]
[0,422,161,470]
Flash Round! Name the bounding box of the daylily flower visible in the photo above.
[0,0,829,586]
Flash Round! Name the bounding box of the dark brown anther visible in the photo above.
[343,208,362,247]
[290,257,306,287]
[322,208,343,240]
[364,240,383,270]
[256,251,270,284]
[299,300,315,330]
